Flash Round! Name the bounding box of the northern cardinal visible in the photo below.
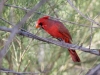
[36,16,80,62]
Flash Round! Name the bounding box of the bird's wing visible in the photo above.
[57,21,72,40]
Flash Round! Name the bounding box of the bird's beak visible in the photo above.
[35,24,40,28]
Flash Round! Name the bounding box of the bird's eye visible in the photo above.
[39,22,43,26]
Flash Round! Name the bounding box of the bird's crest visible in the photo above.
[42,16,50,19]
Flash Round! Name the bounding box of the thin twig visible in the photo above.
[86,64,100,75]
[0,0,7,16]
[67,0,100,26]
[0,68,41,75]
[0,0,8,68]
[0,17,13,25]
[88,14,100,49]
[4,4,100,28]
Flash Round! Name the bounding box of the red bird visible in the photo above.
[36,16,80,62]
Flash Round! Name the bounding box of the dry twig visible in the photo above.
[0,0,8,68]
[67,0,100,26]
[86,64,100,75]
[0,0,7,16]
[5,4,100,28]
[0,68,42,75]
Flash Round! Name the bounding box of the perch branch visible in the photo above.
[0,26,100,56]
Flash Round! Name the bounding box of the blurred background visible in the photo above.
[0,0,100,75]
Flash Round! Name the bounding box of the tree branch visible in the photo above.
[86,64,100,75]
[0,0,7,68]
[0,0,48,68]
[0,26,100,56]
[0,0,7,16]
[0,68,46,75]
[4,4,100,28]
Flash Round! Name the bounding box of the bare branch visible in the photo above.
[0,68,43,75]
[5,4,100,28]
[0,26,100,56]
[88,14,100,49]
[0,0,7,68]
[86,64,100,75]
[5,4,29,12]
[0,0,48,68]
[0,0,7,16]
[67,0,100,26]
[0,17,13,25]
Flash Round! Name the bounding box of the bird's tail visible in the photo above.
[68,49,80,62]
[65,39,80,62]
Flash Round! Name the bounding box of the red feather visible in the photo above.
[36,16,80,62]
